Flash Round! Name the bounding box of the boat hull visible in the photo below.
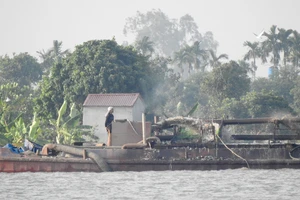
[2,157,300,173]
[2,143,300,172]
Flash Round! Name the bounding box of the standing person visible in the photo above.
[105,107,114,146]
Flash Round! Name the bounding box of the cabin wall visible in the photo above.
[83,103,146,143]
[132,98,145,121]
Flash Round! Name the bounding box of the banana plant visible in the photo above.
[3,117,27,147]
[28,112,42,142]
[185,102,199,117]
[50,100,92,144]
[0,98,24,146]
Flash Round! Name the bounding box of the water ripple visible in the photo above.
[0,169,300,200]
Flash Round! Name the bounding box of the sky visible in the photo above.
[1,0,300,77]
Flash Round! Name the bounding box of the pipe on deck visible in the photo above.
[231,134,300,140]
[121,143,147,149]
[214,117,300,125]
[41,144,111,172]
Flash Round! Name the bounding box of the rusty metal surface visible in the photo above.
[1,144,300,173]
[0,156,99,173]
[2,157,300,172]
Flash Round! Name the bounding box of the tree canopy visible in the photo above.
[35,39,160,118]
[0,53,42,87]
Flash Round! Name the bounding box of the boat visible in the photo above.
[1,116,300,173]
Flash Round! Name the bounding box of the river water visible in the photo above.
[0,169,299,199]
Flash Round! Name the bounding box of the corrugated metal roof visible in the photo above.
[83,93,142,107]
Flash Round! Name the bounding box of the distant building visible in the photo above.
[82,93,148,144]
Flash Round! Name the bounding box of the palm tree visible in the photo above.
[277,28,293,66]
[173,45,194,77]
[37,40,69,75]
[135,36,155,56]
[36,49,53,73]
[52,40,70,63]
[173,48,187,75]
[208,49,228,68]
[289,30,300,69]
[243,41,261,78]
[189,41,209,72]
[261,25,281,70]
[173,41,209,77]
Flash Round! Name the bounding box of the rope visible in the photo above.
[127,119,139,135]
[215,134,250,169]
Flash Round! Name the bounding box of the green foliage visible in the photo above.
[50,100,92,144]
[0,53,42,87]
[176,127,199,141]
[0,98,41,146]
[218,98,249,119]
[252,74,294,105]
[0,82,36,124]
[134,36,154,56]
[37,40,70,75]
[4,117,27,146]
[290,76,300,114]
[185,102,199,117]
[241,91,294,118]
[217,90,295,119]
[203,61,250,105]
[28,113,42,142]
[35,39,158,119]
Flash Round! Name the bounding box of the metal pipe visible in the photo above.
[41,144,111,172]
[142,113,146,144]
[213,117,300,125]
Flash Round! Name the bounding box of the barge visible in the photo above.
[1,116,300,172]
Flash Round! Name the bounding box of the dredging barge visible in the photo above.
[1,116,300,172]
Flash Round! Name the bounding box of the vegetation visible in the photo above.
[1,10,300,146]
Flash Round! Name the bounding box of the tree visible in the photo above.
[290,76,300,114]
[36,49,53,73]
[178,71,210,117]
[178,14,202,44]
[218,90,294,119]
[134,36,155,56]
[277,28,293,66]
[203,61,250,104]
[124,9,182,56]
[288,30,300,69]
[51,40,70,63]
[240,91,294,118]
[188,41,209,72]
[173,48,187,75]
[218,98,249,119]
[0,53,42,87]
[252,71,295,106]
[173,41,209,77]
[261,25,281,70]
[0,99,41,146]
[146,55,181,116]
[243,41,261,78]
[123,10,218,57]
[37,40,70,75]
[35,39,159,119]
[0,82,35,124]
[208,49,229,68]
